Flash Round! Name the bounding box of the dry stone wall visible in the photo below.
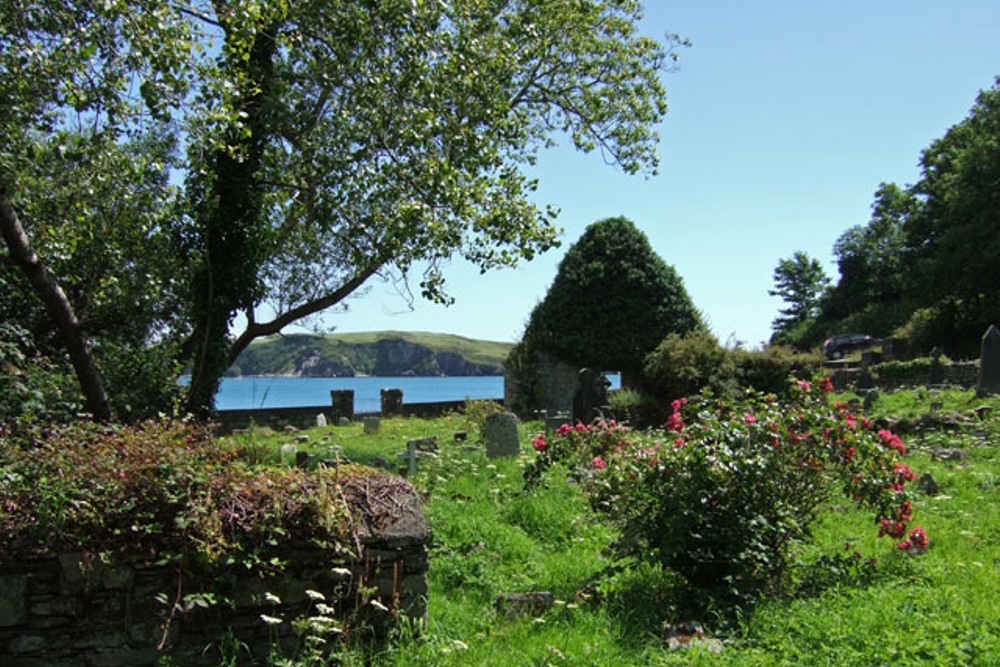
[0,495,428,666]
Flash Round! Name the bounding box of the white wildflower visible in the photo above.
[369,599,390,612]
[260,614,283,626]
[305,589,325,601]
[264,592,282,605]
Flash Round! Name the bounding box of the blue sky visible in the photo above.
[322,1,1000,348]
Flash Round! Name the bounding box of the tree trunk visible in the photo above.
[183,22,277,418]
[0,180,112,421]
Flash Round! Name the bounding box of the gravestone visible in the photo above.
[483,412,520,458]
[401,441,418,476]
[855,369,876,390]
[315,413,327,428]
[860,350,882,367]
[363,416,381,435]
[977,325,1000,395]
[381,388,404,416]
[881,337,902,361]
[929,347,945,384]
[572,368,611,424]
[330,390,355,423]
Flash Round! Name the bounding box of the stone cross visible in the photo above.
[483,412,520,458]
[977,324,1000,395]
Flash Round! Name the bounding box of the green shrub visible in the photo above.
[734,344,823,394]
[0,323,81,421]
[526,378,926,610]
[607,388,663,428]
[871,357,936,388]
[642,330,736,401]
[462,398,505,440]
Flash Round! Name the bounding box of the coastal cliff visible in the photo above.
[227,331,510,377]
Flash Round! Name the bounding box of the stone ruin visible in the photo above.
[0,474,429,666]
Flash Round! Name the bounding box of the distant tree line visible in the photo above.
[769,78,1000,359]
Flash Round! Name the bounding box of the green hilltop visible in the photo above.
[227,331,512,378]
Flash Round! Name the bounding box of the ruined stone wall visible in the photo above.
[0,500,428,666]
[214,399,469,434]
[504,353,578,419]
[863,360,980,391]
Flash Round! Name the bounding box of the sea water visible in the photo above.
[215,375,504,412]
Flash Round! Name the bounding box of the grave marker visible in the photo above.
[484,412,520,458]
[977,324,1000,395]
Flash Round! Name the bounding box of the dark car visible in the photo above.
[823,333,879,359]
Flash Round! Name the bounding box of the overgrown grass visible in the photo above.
[231,389,999,665]
[299,390,1000,666]
[222,414,466,469]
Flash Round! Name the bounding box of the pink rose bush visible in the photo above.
[525,377,927,603]
[524,420,630,489]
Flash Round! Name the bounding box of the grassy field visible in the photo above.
[233,388,1000,666]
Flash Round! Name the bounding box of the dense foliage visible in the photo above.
[511,216,704,385]
[1,0,680,419]
[642,330,737,403]
[775,78,1000,356]
[639,332,822,419]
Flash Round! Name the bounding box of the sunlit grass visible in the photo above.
[246,390,1000,666]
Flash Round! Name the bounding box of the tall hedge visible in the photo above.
[515,217,704,383]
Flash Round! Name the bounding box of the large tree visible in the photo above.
[768,251,829,340]
[1,1,683,418]
[514,216,704,385]
[830,183,913,314]
[180,0,679,415]
[901,79,1000,351]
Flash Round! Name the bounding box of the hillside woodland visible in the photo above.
[770,79,1000,358]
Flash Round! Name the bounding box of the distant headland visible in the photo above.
[226,331,512,378]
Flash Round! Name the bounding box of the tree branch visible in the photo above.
[226,261,384,365]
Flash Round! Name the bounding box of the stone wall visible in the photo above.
[0,490,429,666]
[861,359,981,391]
[504,353,579,420]
[214,399,469,434]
